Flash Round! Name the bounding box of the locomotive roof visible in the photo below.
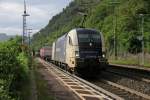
[75,28,99,32]
[54,28,102,43]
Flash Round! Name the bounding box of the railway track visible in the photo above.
[91,78,150,100]
[91,65,150,100]
[105,65,150,94]
[39,58,150,100]
[107,65,150,84]
[39,58,123,100]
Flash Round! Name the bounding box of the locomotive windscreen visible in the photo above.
[78,32,100,43]
[77,29,101,44]
[77,29,102,58]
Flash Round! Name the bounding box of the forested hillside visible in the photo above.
[32,0,150,54]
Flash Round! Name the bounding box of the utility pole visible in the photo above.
[22,0,30,44]
[149,36,150,54]
[27,29,32,47]
[139,14,144,65]
[110,1,120,60]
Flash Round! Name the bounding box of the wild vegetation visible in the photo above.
[0,37,31,99]
[32,0,150,54]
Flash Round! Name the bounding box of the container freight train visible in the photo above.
[40,46,52,61]
[52,28,108,77]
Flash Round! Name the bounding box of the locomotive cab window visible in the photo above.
[68,36,73,45]
[91,34,101,42]
[78,34,90,42]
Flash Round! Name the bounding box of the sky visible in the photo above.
[0,0,73,36]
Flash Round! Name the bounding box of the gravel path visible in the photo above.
[37,61,79,100]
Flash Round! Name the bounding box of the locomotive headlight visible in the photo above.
[75,51,79,57]
[102,52,106,58]
[102,54,105,58]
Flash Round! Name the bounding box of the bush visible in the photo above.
[17,52,29,78]
[0,80,14,100]
[0,37,30,99]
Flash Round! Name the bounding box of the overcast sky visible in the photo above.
[0,0,73,36]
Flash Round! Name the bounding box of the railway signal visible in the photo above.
[139,14,144,65]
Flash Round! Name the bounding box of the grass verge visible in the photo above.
[109,58,150,68]
[20,72,32,100]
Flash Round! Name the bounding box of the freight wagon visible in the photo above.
[40,46,52,61]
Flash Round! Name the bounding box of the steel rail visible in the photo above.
[106,69,150,83]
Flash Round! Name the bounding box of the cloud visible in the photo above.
[0,2,22,26]
[0,0,73,35]
[0,27,39,36]
[0,2,22,13]
[0,27,21,35]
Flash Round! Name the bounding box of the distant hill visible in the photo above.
[32,0,150,53]
[0,33,15,41]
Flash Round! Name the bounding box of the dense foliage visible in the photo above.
[32,0,150,54]
[0,37,30,99]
